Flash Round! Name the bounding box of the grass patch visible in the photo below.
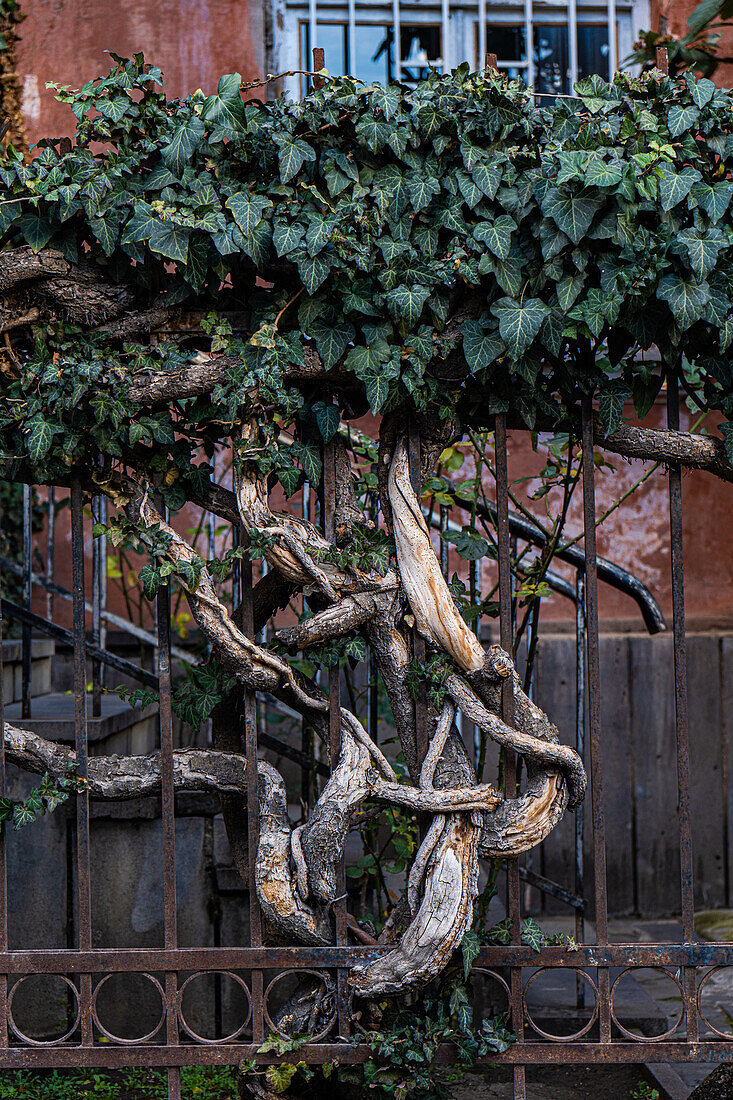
[0,1066,238,1099]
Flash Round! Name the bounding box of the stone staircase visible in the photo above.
[2,637,158,756]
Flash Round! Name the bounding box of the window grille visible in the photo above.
[277,0,650,100]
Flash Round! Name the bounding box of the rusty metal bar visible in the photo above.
[0,538,7,1047]
[90,499,101,721]
[157,579,180,1100]
[324,439,349,1038]
[666,368,698,1044]
[46,486,54,622]
[408,426,429,771]
[0,598,159,687]
[0,941,725,972]
[301,484,314,806]
[575,569,587,1007]
[312,46,325,90]
[241,531,264,1045]
[71,480,93,1046]
[581,397,611,1044]
[0,1042,729,1070]
[21,484,31,720]
[494,414,526,1100]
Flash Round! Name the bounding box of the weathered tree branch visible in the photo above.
[595,414,733,482]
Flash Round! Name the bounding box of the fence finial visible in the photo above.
[312,47,326,90]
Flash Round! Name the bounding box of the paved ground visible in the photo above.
[450,1065,654,1099]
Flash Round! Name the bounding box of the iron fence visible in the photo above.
[0,387,730,1100]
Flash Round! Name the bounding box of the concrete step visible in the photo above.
[1,638,54,705]
[5,692,158,756]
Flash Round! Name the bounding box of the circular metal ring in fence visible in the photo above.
[92,972,166,1045]
[610,968,684,1042]
[177,971,252,1044]
[470,968,513,1026]
[523,968,598,1042]
[263,969,337,1042]
[7,975,79,1047]
[697,967,733,1039]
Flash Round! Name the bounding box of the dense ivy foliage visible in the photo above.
[1,56,733,500]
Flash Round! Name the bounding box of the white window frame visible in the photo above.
[273,0,651,101]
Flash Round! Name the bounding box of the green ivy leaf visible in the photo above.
[679,227,725,280]
[461,320,503,373]
[540,187,601,245]
[686,73,716,109]
[657,274,710,329]
[276,137,316,184]
[297,252,331,295]
[25,416,56,463]
[226,192,272,236]
[461,929,481,980]
[316,403,340,443]
[473,214,516,260]
[667,103,699,137]
[490,297,549,357]
[272,220,305,258]
[162,115,206,176]
[598,379,632,435]
[364,373,390,413]
[658,164,701,213]
[200,72,246,135]
[385,285,430,328]
[18,213,54,251]
[311,317,354,369]
[584,158,623,188]
[690,180,733,223]
[408,174,441,212]
[121,201,159,243]
[148,220,190,263]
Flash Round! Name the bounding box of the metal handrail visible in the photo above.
[437,495,666,635]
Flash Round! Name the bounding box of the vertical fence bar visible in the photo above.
[92,496,102,718]
[0,532,7,1047]
[408,425,429,773]
[46,486,55,622]
[21,485,31,720]
[368,492,379,747]
[574,569,586,1005]
[494,415,525,1100]
[323,441,349,1037]
[301,485,313,805]
[157,579,180,1100]
[580,397,611,1043]
[666,369,698,1042]
[241,533,264,1045]
[71,480,93,1046]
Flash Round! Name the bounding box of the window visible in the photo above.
[278,1,648,101]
